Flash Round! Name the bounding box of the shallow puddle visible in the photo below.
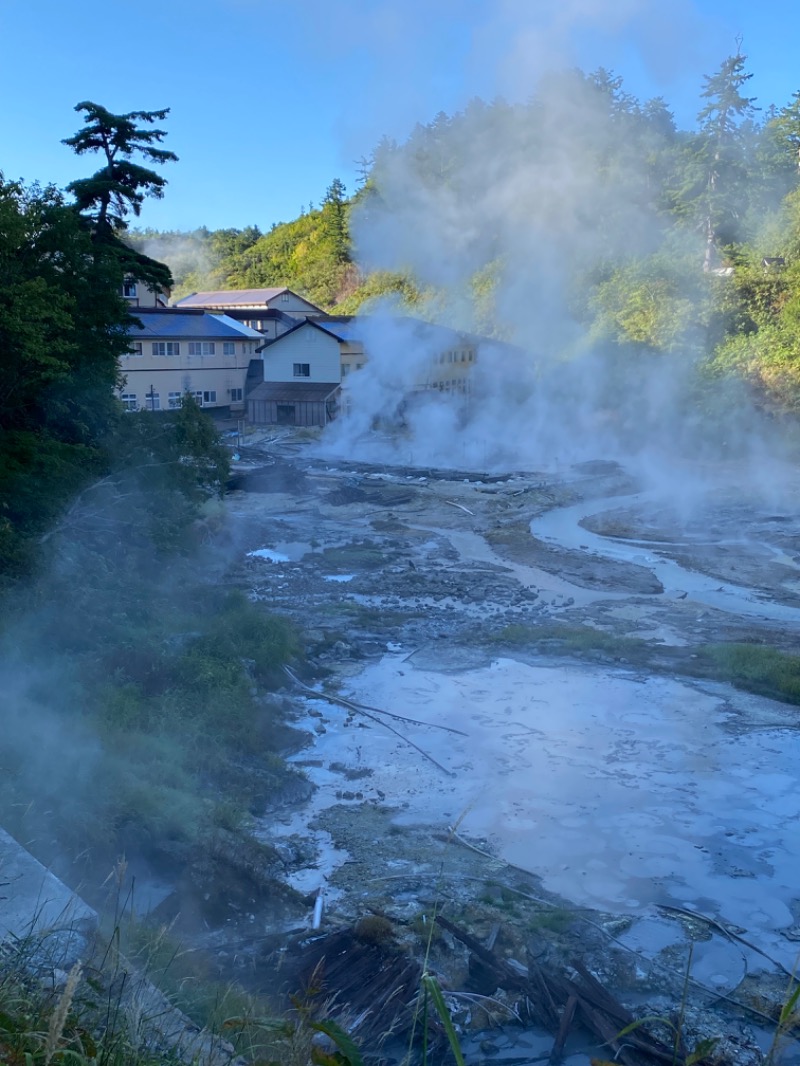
[299,653,800,972]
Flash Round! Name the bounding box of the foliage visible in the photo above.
[0,563,299,872]
[589,253,706,352]
[130,182,359,308]
[697,643,800,703]
[0,176,129,577]
[0,936,184,1066]
[128,56,800,411]
[224,992,365,1066]
[63,101,178,292]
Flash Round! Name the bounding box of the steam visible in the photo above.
[319,35,793,493]
[132,232,216,294]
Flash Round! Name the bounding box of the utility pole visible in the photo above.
[149,383,157,411]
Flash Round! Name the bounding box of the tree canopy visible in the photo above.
[63,101,178,292]
[0,103,227,580]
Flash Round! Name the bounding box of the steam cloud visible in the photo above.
[318,11,794,494]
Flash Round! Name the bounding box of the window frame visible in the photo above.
[188,341,215,356]
[151,341,180,356]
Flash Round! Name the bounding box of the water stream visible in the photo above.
[532,493,800,624]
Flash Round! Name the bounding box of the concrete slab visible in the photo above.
[0,827,97,942]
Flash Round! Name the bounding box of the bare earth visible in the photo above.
[219,437,800,1064]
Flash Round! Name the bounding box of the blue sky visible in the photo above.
[0,0,797,233]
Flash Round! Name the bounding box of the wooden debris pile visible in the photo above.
[281,923,422,1046]
[276,915,737,1065]
[435,915,734,1066]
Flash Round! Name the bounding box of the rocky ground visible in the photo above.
[199,436,800,1064]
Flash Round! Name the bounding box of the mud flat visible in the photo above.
[228,440,800,1061]
[290,654,800,966]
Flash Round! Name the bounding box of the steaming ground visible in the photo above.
[223,431,800,1056]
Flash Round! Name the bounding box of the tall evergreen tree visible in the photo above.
[321,177,350,264]
[695,53,759,270]
[63,101,178,292]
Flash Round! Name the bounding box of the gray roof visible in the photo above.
[247,381,341,403]
[128,311,262,340]
[259,317,351,348]
[175,288,323,310]
[305,314,525,355]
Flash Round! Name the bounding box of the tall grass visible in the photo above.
[698,643,800,704]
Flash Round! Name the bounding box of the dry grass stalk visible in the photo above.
[43,960,82,1066]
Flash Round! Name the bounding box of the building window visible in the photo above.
[356,363,364,371]
[129,341,143,356]
[188,341,215,355]
[281,293,290,303]
[123,280,137,298]
[147,392,160,411]
[193,391,204,405]
[121,393,137,411]
[293,363,310,377]
[241,341,254,354]
[168,391,182,409]
[223,341,235,355]
[152,341,180,356]
[203,390,217,404]
[229,388,243,402]
[341,363,350,377]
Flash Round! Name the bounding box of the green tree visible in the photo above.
[321,177,351,264]
[693,53,759,270]
[63,101,178,291]
[0,175,130,575]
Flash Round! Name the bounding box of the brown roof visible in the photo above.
[247,381,341,403]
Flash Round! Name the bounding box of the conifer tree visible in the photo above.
[695,52,759,270]
[63,101,178,292]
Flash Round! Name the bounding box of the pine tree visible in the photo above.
[63,102,178,292]
[322,178,350,263]
[695,53,759,270]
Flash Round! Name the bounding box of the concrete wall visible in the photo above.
[0,827,96,943]
[260,325,342,383]
[123,284,165,308]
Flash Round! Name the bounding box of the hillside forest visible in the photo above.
[131,55,800,415]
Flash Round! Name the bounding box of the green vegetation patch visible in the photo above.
[481,621,650,660]
[0,581,301,877]
[696,642,800,705]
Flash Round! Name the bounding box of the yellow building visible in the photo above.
[119,309,262,413]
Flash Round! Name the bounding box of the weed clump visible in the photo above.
[353,915,397,946]
[698,642,800,704]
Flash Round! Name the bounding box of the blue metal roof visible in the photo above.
[128,311,263,340]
